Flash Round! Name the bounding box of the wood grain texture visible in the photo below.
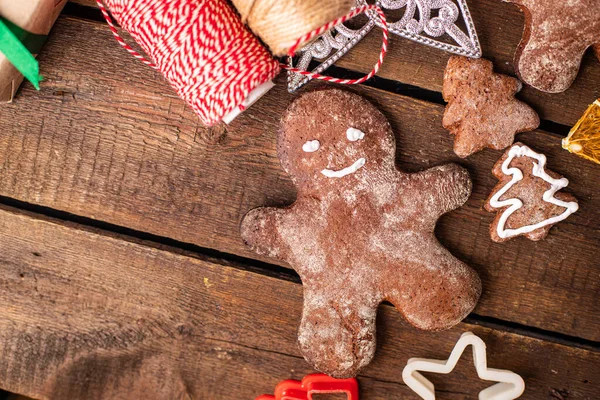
[67,0,600,127]
[0,16,599,343]
[0,206,598,400]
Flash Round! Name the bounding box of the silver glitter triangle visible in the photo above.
[287,17,376,93]
[288,0,482,93]
[362,0,482,58]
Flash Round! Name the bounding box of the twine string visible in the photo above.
[283,4,388,85]
[97,0,156,69]
[97,0,388,123]
[96,0,280,126]
[231,0,355,56]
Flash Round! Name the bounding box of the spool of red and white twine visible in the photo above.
[98,0,388,126]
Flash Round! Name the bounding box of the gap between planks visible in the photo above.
[1,196,598,355]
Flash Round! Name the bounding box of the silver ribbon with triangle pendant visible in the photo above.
[288,0,482,92]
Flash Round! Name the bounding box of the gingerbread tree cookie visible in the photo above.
[485,143,579,242]
[505,0,600,93]
[241,89,481,378]
[442,56,539,158]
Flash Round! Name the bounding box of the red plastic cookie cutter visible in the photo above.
[256,373,359,400]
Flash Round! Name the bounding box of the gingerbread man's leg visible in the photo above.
[297,284,380,378]
[383,237,481,331]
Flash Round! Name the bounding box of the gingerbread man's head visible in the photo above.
[277,89,397,192]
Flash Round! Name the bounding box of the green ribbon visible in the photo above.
[0,16,47,90]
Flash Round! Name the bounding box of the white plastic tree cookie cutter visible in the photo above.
[402,332,525,400]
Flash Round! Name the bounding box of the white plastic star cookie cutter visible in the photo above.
[402,332,525,400]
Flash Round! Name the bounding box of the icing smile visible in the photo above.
[321,158,366,178]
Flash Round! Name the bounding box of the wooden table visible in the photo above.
[0,1,598,399]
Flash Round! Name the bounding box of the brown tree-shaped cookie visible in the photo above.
[241,89,481,378]
[505,0,600,93]
[443,56,539,158]
[485,142,579,242]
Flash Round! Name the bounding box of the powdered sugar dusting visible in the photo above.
[509,0,600,92]
[241,89,481,378]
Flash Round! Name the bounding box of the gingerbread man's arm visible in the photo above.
[407,164,472,218]
[240,206,291,261]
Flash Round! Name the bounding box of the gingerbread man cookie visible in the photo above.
[241,89,481,378]
[443,56,540,158]
[485,143,579,242]
[505,0,600,93]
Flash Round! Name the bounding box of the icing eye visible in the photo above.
[347,127,365,141]
[302,140,320,153]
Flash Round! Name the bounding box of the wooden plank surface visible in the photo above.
[0,206,598,400]
[0,16,599,344]
[67,0,600,127]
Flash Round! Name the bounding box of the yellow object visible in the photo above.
[563,100,600,164]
